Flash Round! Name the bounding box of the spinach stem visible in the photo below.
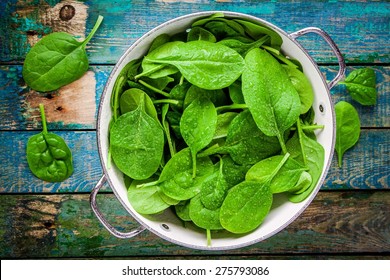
[206,229,211,247]
[216,103,247,113]
[277,133,288,154]
[290,124,325,131]
[198,144,221,158]
[137,180,159,188]
[192,151,197,178]
[153,99,180,106]
[82,15,104,46]
[268,152,290,182]
[134,64,166,80]
[138,80,171,98]
[297,120,308,167]
[39,103,48,134]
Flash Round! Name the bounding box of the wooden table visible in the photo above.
[0,0,389,259]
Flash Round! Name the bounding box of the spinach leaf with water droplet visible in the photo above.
[23,16,103,92]
[26,104,73,182]
[334,101,361,167]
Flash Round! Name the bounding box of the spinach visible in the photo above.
[26,104,73,182]
[187,26,217,42]
[110,94,164,180]
[141,40,245,90]
[220,110,281,165]
[334,101,361,167]
[283,65,314,114]
[242,48,301,153]
[234,19,282,49]
[180,97,217,177]
[189,195,223,230]
[23,15,103,92]
[127,178,172,215]
[246,155,306,194]
[107,13,327,239]
[175,201,192,222]
[119,88,158,121]
[220,153,290,234]
[200,158,228,210]
[339,68,377,105]
[286,121,325,202]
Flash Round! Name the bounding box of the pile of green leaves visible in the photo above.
[109,13,326,244]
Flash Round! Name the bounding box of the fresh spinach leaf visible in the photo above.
[334,101,361,167]
[187,26,217,42]
[200,158,228,210]
[110,95,164,180]
[180,97,217,177]
[221,110,281,165]
[142,40,245,90]
[283,65,314,114]
[339,68,377,105]
[127,178,172,215]
[286,121,325,202]
[26,104,73,182]
[23,15,103,92]
[189,194,223,230]
[242,48,301,153]
[220,153,290,234]
[120,88,159,122]
[246,155,306,194]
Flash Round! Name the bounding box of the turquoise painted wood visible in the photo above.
[0,0,389,259]
[1,191,389,258]
[0,129,388,193]
[0,0,389,64]
[0,65,389,130]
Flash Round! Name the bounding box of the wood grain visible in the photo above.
[0,0,389,64]
[0,129,388,193]
[0,65,388,131]
[0,191,389,258]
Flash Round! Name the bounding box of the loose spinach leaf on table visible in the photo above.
[23,15,103,92]
[334,101,361,167]
[339,68,377,105]
[26,104,73,182]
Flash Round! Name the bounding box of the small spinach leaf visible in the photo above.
[220,153,290,233]
[189,195,223,230]
[334,101,361,167]
[127,178,171,215]
[339,68,377,105]
[246,155,306,193]
[26,104,73,182]
[180,97,217,177]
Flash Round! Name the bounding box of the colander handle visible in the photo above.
[90,175,146,238]
[289,27,346,90]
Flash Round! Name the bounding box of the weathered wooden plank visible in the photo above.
[0,129,388,193]
[0,0,388,64]
[0,65,389,130]
[1,191,389,258]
